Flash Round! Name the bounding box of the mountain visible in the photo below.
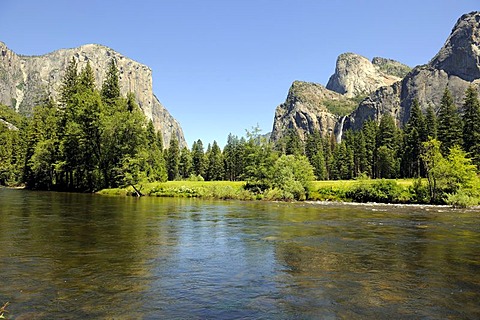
[326,53,409,98]
[271,55,408,142]
[271,11,480,143]
[345,11,480,131]
[0,42,185,147]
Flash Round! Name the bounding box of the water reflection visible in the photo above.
[0,189,479,319]
[272,204,480,318]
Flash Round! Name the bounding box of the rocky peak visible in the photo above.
[345,11,480,133]
[270,81,356,142]
[0,42,185,147]
[429,11,480,82]
[326,52,404,98]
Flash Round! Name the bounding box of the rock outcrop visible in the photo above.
[326,53,409,98]
[372,57,412,78]
[0,42,185,147]
[271,81,355,142]
[345,11,480,131]
[430,12,480,82]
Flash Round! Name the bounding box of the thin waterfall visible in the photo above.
[336,115,346,144]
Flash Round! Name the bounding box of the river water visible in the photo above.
[0,188,479,319]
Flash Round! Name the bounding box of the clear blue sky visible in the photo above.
[1,1,478,147]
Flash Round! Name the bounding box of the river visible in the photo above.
[0,188,479,319]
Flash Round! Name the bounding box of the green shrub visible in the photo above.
[271,155,315,201]
[408,178,430,204]
[187,174,204,181]
[244,181,271,194]
[446,189,480,208]
[346,179,402,203]
[309,187,346,201]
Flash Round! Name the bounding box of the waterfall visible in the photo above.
[336,116,346,144]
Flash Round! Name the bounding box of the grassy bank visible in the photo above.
[98,181,252,200]
[98,179,420,203]
[309,179,416,202]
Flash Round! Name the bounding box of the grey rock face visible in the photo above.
[271,81,349,142]
[272,54,409,142]
[326,53,403,98]
[346,11,480,131]
[345,82,402,131]
[0,42,185,147]
[430,11,480,82]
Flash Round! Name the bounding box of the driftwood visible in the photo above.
[130,184,144,197]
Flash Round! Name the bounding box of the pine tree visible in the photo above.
[462,86,480,167]
[377,113,398,149]
[146,121,156,148]
[78,61,96,92]
[23,100,60,189]
[331,142,353,180]
[76,90,103,191]
[60,57,78,108]
[101,59,120,104]
[425,104,437,139]
[101,93,148,188]
[304,131,322,162]
[144,121,167,182]
[341,130,356,179]
[403,99,427,177]
[304,131,326,180]
[223,134,245,181]
[353,131,368,176]
[376,114,400,178]
[166,137,180,181]
[311,148,327,180]
[191,139,205,178]
[285,129,304,156]
[377,145,397,179]
[362,120,377,177]
[437,87,463,154]
[0,122,22,185]
[179,147,193,179]
[205,141,224,181]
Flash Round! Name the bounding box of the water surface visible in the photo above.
[1,189,479,319]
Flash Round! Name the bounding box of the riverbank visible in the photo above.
[97,179,415,202]
[97,179,480,208]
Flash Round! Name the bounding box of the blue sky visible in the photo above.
[1,1,478,147]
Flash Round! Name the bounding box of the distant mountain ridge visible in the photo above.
[0,42,185,147]
[271,11,480,143]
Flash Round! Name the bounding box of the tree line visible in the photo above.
[162,86,480,183]
[1,59,479,202]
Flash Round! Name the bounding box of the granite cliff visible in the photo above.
[271,81,352,142]
[326,53,409,98]
[0,42,185,147]
[346,11,480,131]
